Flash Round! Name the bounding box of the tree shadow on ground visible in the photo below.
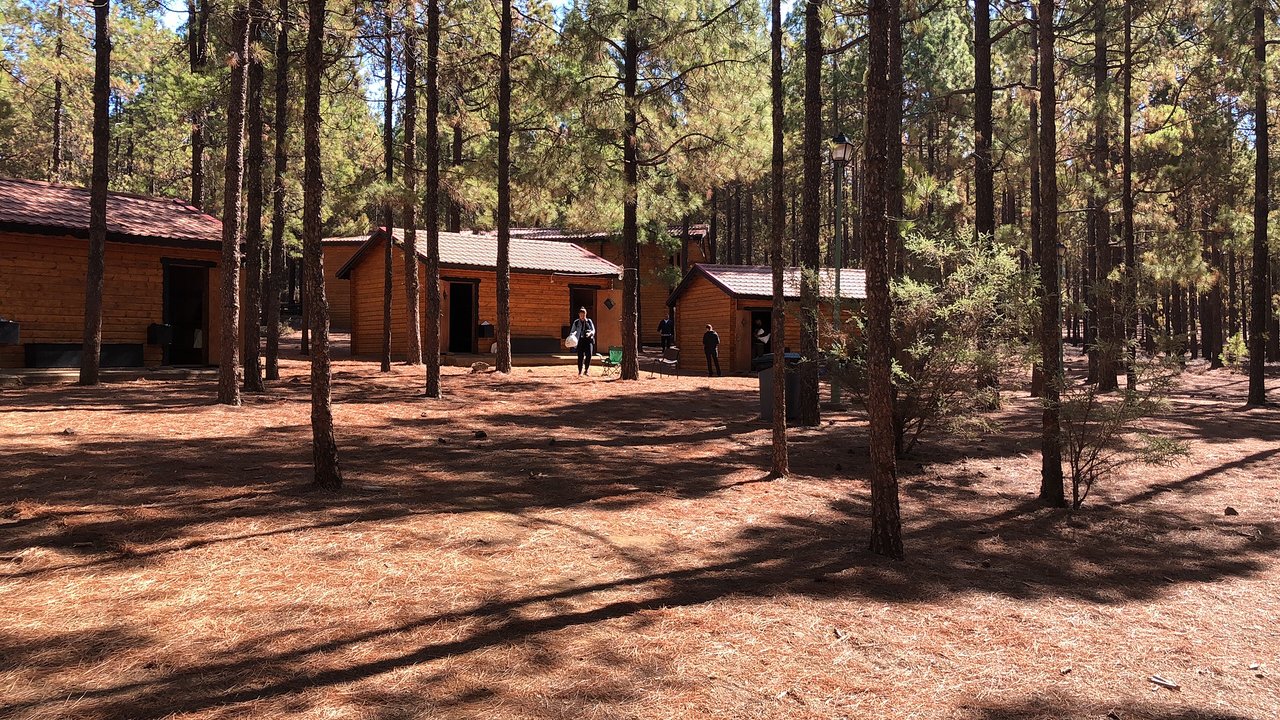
[2,358,1277,719]
[2,478,1274,718]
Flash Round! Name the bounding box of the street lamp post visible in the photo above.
[829,132,855,405]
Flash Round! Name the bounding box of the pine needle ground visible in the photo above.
[1,336,1276,719]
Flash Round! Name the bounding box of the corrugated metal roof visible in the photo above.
[678,263,867,302]
[0,176,221,245]
[485,225,709,244]
[337,228,622,278]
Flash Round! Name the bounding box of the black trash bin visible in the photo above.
[757,353,801,420]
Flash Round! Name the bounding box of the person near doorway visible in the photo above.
[570,307,596,376]
[752,319,772,359]
[703,324,722,377]
[658,313,675,353]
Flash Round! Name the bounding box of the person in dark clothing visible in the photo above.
[570,307,596,376]
[658,314,675,353]
[702,324,722,377]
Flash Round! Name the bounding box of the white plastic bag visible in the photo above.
[564,332,578,349]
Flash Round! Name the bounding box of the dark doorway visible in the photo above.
[750,309,772,359]
[448,281,475,353]
[569,286,596,325]
[164,263,209,365]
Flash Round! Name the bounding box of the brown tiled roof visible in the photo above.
[335,228,622,279]
[0,176,222,247]
[668,263,867,305]
[322,234,370,245]
[491,225,709,244]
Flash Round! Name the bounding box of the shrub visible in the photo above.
[833,229,1033,455]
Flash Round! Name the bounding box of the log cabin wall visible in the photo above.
[348,238,620,359]
[672,274,735,372]
[579,237,706,345]
[0,230,222,369]
[321,242,363,331]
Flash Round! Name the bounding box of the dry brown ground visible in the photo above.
[1,337,1277,720]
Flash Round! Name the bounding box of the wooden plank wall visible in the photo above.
[322,243,362,330]
[349,238,620,358]
[672,274,734,374]
[0,231,222,368]
[578,237,705,345]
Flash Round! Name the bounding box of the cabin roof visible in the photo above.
[496,225,709,244]
[667,263,867,306]
[322,234,371,245]
[334,228,622,279]
[0,176,222,248]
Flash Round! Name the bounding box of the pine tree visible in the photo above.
[218,0,252,406]
[768,0,788,477]
[1037,0,1065,506]
[265,0,289,382]
[797,0,822,427]
[79,0,110,387]
[495,0,514,373]
[380,5,395,373]
[188,0,211,208]
[865,0,903,558]
[1248,0,1269,406]
[243,0,266,393]
[403,0,422,366]
[424,0,443,398]
[304,0,342,489]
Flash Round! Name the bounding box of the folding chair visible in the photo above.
[655,346,680,378]
[601,346,623,377]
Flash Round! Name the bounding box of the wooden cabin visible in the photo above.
[503,226,709,345]
[666,263,866,374]
[0,177,224,369]
[320,234,366,330]
[336,228,624,359]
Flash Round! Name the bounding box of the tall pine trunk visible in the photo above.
[887,4,904,278]
[974,0,998,394]
[769,0,789,477]
[1037,0,1065,505]
[304,0,341,488]
[1028,3,1040,358]
[380,8,394,372]
[865,0,904,557]
[495,0,513,373]
[403,1,422,366]
[189,0,211,207]
[1248,0,1269,405]
[1093,0,1120,391]
[265,0,289,382]
[218,0,251,406]
[797,0,823,427]
[424,0,443,397]
[79,0,110,386]
[448,114,463,232]
[620,0,641,380]
[243,0,266,393]
[51,1,64,181]
[1122,0,1137,391]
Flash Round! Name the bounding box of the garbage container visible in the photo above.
[758,353,801,421]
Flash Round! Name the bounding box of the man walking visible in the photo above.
[702,323,722,377]
[570,307,596,376]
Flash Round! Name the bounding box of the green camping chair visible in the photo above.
[601,346,623,377]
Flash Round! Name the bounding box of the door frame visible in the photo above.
[161,258,216,366]
[444,277,480,354]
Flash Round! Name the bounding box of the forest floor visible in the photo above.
[1,336,1278,720]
